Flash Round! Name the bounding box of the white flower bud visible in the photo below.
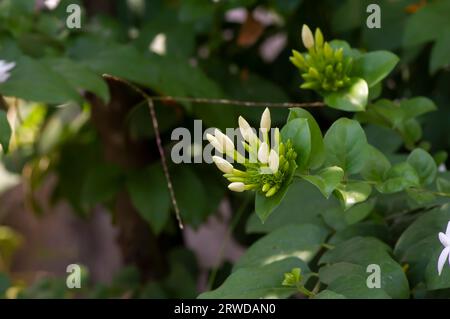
[228,182,245,192]
[258,142,269,164]
[268,149,279,173]
[301,24,314,49]
[214,129,235,155]
[260,107,271,132]
[206,133,224,153]
[212,156,234,174]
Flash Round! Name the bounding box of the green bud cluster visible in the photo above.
[290,25,353,92]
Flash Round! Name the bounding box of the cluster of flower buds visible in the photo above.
[207,108,297,198]
[290,25,353,92]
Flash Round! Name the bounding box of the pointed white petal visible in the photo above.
[258,142,269,163]
[439,232,450,247]
[438,246,450,275]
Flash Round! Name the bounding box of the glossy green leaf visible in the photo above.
[301,166,344,198]
[377,162,420,194]
[247,180,335,234]
[352,51,399,87]
[323,77,368,112]
[361,145,391,183]
[287,108,325,169]
[198,258,309,299]
[320,237,409,298]
[407,148,437,186]
[334,181,372,210]
[280,118,311,170]
[234,224,328,270]
[324,118,369,175]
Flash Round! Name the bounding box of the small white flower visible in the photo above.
[212,156,234,174]
[258,142,269,164]
[301,24,314,49]
[228,182,245,192]
[268,149,279,173]
[437,221,450,276]
[0,60,16,83]
[44,0,60,10]
[260,107,271,132]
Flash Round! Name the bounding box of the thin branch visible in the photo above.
[103,74,184,229]
[148,96,325,108]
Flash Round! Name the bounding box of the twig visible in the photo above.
[103,74,184,229]
[148,96,325,108]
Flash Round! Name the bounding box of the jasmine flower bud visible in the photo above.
[268,149,279,173]
[258,142,269,164]
[260,107,271,132]
[301,24,314,49]
[206,133,224,153]
[212,156,233,174]
[228,182,245,192]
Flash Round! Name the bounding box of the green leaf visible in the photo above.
[403,0,450,47]
[234,224,327,271]
[0,110,11,153]
[280,118,311,171]
[320,237,409,299]
[198,258,309,299]
[400,97,436,120]
[361,145,391,183]
[377,162,420,194]
[43,57,110,103]
[0,56,80,104]
[334,181,372,210]
[430,28,450,74]
[301,166,344,198]
[287,108,325,169]
[314,289,347,299]
[255,159,297,223]
[352,51,399,87]
[81,164,123,207]
[395,205,450,288]
[172,166,208,227]
[323,77,368,112]
[437,176,450,193]
[126,163,170,234]
[246,180,335,234]
[324,118,369,175]
[344,198,376,225]
[319,263,391,299]
[407,148,437,186]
